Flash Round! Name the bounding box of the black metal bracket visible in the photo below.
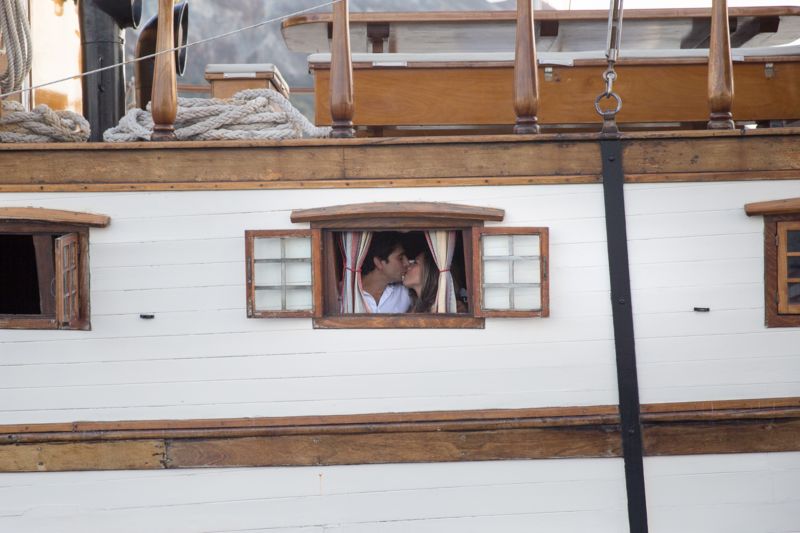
[600,136,649,533]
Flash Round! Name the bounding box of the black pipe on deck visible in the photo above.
[78,0,142,142]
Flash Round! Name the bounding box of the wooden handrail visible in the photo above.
[708,0,735,129]
[330,0,355,138]
[513,0,540,134]
[151,0,178,141]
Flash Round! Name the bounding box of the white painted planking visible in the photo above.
[630,257,762,290]
[627,232,762,264]
[0,459,628,533]
[639,382,800,404]
[639,356,800,389]
[0,340,616,389]
[626,209,760,241]
[0,311,615,346]
[0,459,624,508]
[0,389,622,423]
[335,512,627,533]
[624,180,800,216]
[0,365,618,413]
[0,185,606,220]
[91,237,244,268]
[636,330,800,362]
[631,283,762,314]
[0,321,614,364]
[645,452,800,533]
[634,308,767,338]
[2,180,800,422]
[624,182,800,403]
[91,262,244,291]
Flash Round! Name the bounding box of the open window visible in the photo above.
[0,208,109,330]
[745,197,800,327]
[246,202,549,328]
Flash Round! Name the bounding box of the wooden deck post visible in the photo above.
[151,0,178,141]
[708,0,734,130]
[513,0,540,135]
[330,0,355,138]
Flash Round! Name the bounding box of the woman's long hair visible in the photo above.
[410,248,439,313]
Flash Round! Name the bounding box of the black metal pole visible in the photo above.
[600,136,649,533]
[78,0,141,142]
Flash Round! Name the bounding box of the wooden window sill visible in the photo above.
[313,314,484,329]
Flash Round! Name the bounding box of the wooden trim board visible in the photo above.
[2,399,800,472]
[0,207,110,227]
[1,130,800,192]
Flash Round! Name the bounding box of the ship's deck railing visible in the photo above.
[146,0,741,140]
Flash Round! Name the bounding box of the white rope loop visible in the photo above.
[104,89,331,142]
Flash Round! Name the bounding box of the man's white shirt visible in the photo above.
[362,283,412,313]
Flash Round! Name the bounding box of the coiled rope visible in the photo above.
[0,0,31,94]
[104,89,331,142]
[1,0,90,142]
[0,100,90,142]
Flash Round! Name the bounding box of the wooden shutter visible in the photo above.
[474,227,549,318]
[245,229,318,318]
[55,233,81,328]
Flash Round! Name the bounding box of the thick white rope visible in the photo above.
[0,0,32,93]
[0,100,90,142]
[104,89,331,142]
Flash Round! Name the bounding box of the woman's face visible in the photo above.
[402,252,425,291]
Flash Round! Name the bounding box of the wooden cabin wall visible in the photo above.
[0,185,619,424]
[624,180,800,403]
[1,453,798,532]
[2,181,799,423]
[2,180,800,532]
[0,460,629,532]
[644,452,800,533]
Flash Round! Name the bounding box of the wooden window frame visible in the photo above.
[0,222,91,330]
[764,216,800,327]
[245,229,322,319]
[244,202,548,329]
[314,220,485,329]
[474,227,550,318]
[745,198,800,328]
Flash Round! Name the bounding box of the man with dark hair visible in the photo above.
[360,231,411,313]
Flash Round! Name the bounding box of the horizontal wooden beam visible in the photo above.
[0,207,110,227]
[0,130,799,192]
[2,399,800,472]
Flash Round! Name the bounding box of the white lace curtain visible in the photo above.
[339,231,373,313]
[425,230,458,313]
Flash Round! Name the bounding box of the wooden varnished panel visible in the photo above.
[0,440,165,472]
[313,63,800,126]
[167,427,620,468]
[2,400,800,471]
[1,131,800,191]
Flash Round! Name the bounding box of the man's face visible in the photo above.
[376,246,409,283]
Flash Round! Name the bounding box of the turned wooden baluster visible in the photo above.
[708,0,734,129]
[330,0,355,138]
[513,0,540,134]
[151,0,178,141]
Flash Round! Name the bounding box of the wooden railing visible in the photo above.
[708,0,735,129]
[147,0,737,140]
[151,0,178,141]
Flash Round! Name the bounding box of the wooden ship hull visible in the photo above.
[0,2,799,532]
